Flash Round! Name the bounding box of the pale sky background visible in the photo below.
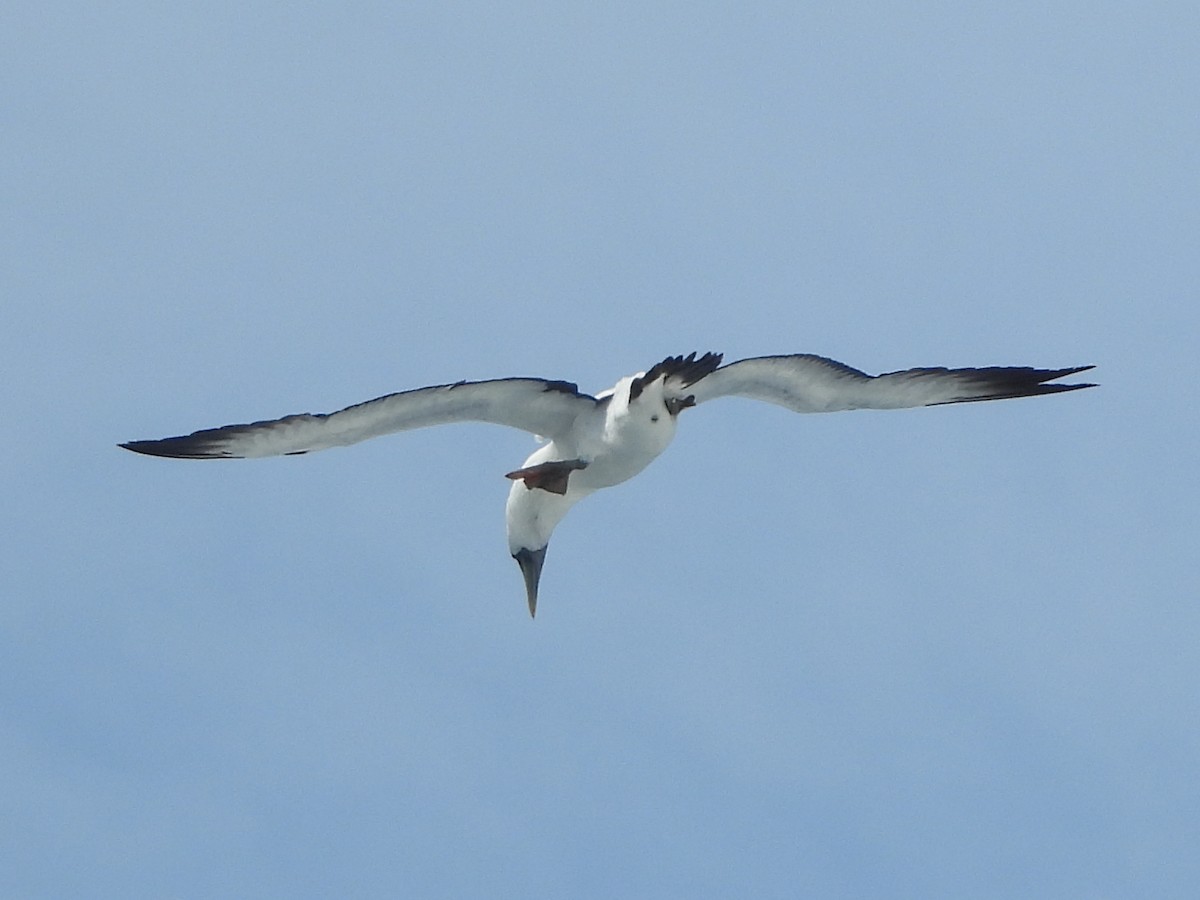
[3,2,1197,897]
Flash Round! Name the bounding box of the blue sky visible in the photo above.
[3,2,1197,897]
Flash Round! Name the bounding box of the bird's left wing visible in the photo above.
[685,354,1096,413]
[120,377,598,459]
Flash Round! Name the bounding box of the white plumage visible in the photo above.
[122,351,1095,615]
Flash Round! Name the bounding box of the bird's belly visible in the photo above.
[572,449,658,490]
[516,438,659,493]
[573,427,673,490]
[530,401,676,494]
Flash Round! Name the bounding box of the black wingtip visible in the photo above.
[120,439,168,457]
[1033,364,1098,394]
[1029,381,1097,397]
[927,364,1098,406]
[1046,364,1096,383]
[1023,364,1098,396]
[118,436,231,459]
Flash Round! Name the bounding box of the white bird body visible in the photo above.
[505,372,681,561]
[121,351,1095,615]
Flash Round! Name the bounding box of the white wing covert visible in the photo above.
[121,377,597,459]
[686,354,1096,414]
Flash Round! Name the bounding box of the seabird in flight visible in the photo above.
[121,352,1095,616]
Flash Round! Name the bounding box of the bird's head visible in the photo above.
[504,461,580,617]
[629,351,720,418]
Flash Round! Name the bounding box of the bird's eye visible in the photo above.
[650,414,660,423]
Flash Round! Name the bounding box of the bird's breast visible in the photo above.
[573,406,676,490]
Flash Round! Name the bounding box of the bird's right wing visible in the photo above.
[686,354,1096,413]
[120,377,598,459]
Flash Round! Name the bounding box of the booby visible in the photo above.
[120,352,1095,615]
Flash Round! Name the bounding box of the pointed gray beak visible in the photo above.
[513,546,548,617]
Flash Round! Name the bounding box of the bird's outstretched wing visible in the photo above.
[685,354,1096,413]
[120,377,598,459]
